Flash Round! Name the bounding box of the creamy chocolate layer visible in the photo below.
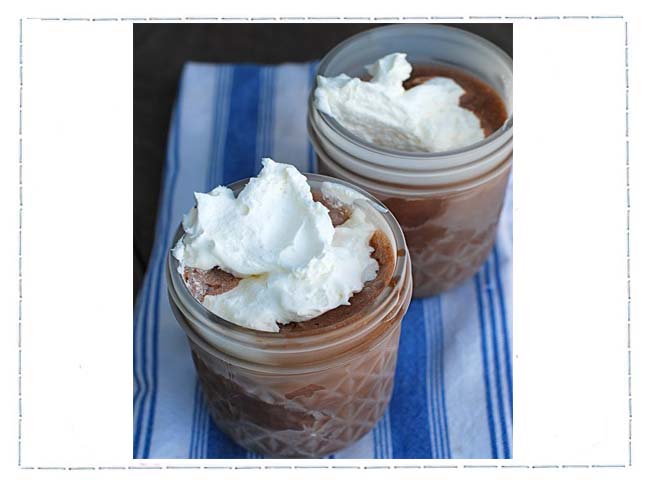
[181,190,394,333]
[404,64,508,138]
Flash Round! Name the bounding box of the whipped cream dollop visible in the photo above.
[315,53,485,152]
[172,159,379,332]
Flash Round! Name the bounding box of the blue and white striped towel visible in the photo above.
[133,61,513,459]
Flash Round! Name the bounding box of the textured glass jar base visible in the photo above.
[188,324,402,458]
[317,157,511,299]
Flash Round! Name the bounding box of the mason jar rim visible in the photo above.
[167,172,410,354]
[311,23,513,161]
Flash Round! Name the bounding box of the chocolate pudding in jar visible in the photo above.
[167,159,412,458]
[308,24,512,297]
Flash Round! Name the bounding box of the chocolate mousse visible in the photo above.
[404,64,508,138]
[309,33,512,299]
[168,171,411,458]
[181,190,395,334]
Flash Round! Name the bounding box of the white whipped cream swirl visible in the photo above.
[315,52,485,152]
[172,158,378,332]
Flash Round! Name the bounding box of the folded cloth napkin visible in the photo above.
[133,61,513,459]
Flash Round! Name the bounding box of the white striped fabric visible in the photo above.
[133,61,513,459]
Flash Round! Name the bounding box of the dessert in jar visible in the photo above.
[308,24,512,297]
[167,159,412,458]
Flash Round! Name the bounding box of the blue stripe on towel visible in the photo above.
[141,97,183,458]
[435,299,452,458]
[132,269,151,456]
[484,259,510,458]
[475,272,499,458]
[132,281,145,412]
[422,299,442,457]
[133,173,162,457]
[427,297,451,458]
[188,379,201,457]
[222,65,262,185]
[198,386,210,458]
[373,411,391,459]
[389,299,433,458]
[493,245,513,419]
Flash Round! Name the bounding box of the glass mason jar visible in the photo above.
[167,174,412,458]
[308,24,513,298]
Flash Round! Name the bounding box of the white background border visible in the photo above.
[1,0,647,484]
